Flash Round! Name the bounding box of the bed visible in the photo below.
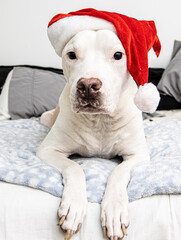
[0,40,181,240]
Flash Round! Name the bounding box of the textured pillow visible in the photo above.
[0,64,62,94]
[9,67,66,119]
[157,40,181,103]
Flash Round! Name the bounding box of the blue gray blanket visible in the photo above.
[0,118,181,203]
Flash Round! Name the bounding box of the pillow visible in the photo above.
[148,68,164,86]
[0,65,63,93]
[0,66,13,94]
[148,67,181,110]
[7,67,66,119]
[157,94,181,110]
[157,40,181,103]
[171,39,181,60]
[0,70,13,120]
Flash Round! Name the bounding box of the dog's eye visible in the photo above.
[113,52,123,60]
[67,51,77,60]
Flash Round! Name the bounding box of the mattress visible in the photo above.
[0,181,181,240]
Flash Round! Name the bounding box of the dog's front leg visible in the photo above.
[37,148,87,239]
[101,155,148,240]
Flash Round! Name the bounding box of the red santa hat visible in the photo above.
[48,8,161,113]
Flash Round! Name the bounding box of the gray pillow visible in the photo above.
[9,67,66,119]
[157,40,181,102]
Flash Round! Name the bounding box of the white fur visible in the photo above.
[40,109,56,128]
[37,30,150,239]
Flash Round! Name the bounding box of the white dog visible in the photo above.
[37,29,150,240]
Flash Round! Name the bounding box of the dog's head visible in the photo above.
[62,29,133,114]
[48,10,161,114]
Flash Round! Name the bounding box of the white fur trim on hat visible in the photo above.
[134,83,160,113]
[47,15,116,57]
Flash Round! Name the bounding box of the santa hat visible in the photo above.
[48,8,161,113]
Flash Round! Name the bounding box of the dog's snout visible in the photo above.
[76,78,103,110]
[77,78,102,95]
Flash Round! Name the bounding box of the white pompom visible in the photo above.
[134,83,160,113]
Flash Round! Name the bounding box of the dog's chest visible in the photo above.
[73,115,129,158]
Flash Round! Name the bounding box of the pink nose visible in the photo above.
[77,78,102,97]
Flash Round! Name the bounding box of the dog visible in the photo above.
[37,29,150,240]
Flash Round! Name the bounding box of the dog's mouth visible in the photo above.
[74,97,104,113]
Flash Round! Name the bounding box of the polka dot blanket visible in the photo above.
[0,118,181,203]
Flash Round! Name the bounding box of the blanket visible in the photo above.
[0,118,181,203]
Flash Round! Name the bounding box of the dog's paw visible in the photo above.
[101,195,129,239]
[57,188,87,239]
